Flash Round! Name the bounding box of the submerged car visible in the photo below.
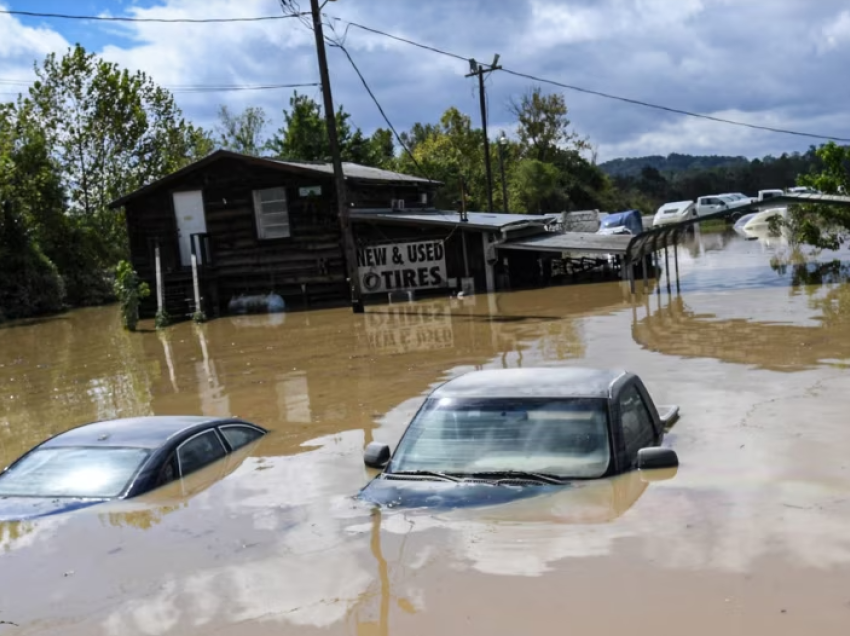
[597,209,644,236]
[652,200,696,227]
[0,416,267,522]
[359,368,679,510]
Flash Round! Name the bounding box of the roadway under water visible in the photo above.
[2,227,850,635]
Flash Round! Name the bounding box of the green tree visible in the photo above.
[792,142,850,250]
[0,104,66,320]
[266,91,391,166]
[511,159,561,213]
[396,107,487,209]
[509,87,589,163]
[215,105,268,155]
[25,44,213,264]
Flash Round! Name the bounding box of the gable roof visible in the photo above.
[109,149,438,209]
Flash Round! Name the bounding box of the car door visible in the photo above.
[617,383,658,469]
[177,429,228,479]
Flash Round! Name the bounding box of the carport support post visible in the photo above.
[664,245,671,294]
[642,254,649,292]
[674,242,681,294]
[155,242,164,316]
[311,0,364,314]
[628,260,636,295]
[191,253,202,317]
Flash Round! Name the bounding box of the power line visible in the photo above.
[0,8,307,23]
[331,43,435,183]
[338,19,850,143]
[0,81,318,94]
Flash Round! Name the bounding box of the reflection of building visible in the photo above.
[135,285,631,457]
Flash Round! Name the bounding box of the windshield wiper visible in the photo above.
[465,471,566,485]
[385,470,462,483]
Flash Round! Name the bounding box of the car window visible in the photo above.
[155,453,179,488]
[177,430,227,478]
[0,447,151,498]
[619,385,657,466]
[219,425,264,451]
[390,398,611,479]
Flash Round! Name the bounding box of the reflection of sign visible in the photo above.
[299,185,322,197]
[361,304,454,353]
[357,240,447,294]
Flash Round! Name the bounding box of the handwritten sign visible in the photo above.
[357,240,447,294]
[360,303,454,353]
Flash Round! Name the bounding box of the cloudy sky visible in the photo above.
[2,0,849,162]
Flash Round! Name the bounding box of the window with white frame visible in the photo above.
[253,187,291,239]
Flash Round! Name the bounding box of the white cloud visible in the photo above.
[3,0,850,159]
[0,4,68,98]
[820,10,850,52]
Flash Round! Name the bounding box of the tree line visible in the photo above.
[605,149,829,213]
[2,44,848,322]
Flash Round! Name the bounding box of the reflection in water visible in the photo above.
[635,256,850,371]
[3,233,850,633]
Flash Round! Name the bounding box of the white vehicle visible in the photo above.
[787,186,820,195]
[652,200,696,226]
[695,194,750,217]
[719,192,754,203]
[757,189,785,202]
[733,207,788,237]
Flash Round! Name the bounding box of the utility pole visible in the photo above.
[465,55,502,212]
[310,0,364,313]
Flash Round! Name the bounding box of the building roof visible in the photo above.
[41,416,230,449]
[430,368,627,399]
[350,209,557,232]
[109,149,438,208]
[498,231,632,255]
[271,160,434,184]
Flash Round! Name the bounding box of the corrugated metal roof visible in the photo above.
[272,160,435,184]
[109,150,439,208]
[498,232,632,255]
[350,209,556,231]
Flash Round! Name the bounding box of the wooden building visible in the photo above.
[109,150,440,318]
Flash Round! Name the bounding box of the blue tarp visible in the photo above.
[599,209,643,235]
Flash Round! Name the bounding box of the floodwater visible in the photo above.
[3,228,850,635]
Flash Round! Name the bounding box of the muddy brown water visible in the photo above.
[3,229,850,635]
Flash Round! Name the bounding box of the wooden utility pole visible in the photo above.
[310,0,364,313]
[466,56,502,213]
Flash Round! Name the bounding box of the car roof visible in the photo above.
[659,200,693,209]
[39,416,239,450]
[430,368,629,399]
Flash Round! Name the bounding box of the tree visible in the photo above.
[511,159,561,213]
[0,107,66,320]
[215,105,268,155]
[509,87,589,163]
[25,44,213,264]
[791,142,850,250]
[397,107,487,209]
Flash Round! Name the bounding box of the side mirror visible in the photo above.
[637,447,678,471]
[364,442,390,469]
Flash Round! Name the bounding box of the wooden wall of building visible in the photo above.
[123,157,437,317]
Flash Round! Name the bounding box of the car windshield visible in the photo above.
[0,447,151,498]
[389,398,611,479]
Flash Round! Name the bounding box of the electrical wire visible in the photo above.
[0,80,319,94]
[328,42,436,184]
[338,20,850,143]
[0,8,308,23]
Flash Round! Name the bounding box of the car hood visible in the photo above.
[0,497,108,522]
[358,476,563,510]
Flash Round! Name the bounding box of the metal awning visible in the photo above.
[498,232,632,256]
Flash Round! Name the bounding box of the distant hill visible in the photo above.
[599,153,750,178]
